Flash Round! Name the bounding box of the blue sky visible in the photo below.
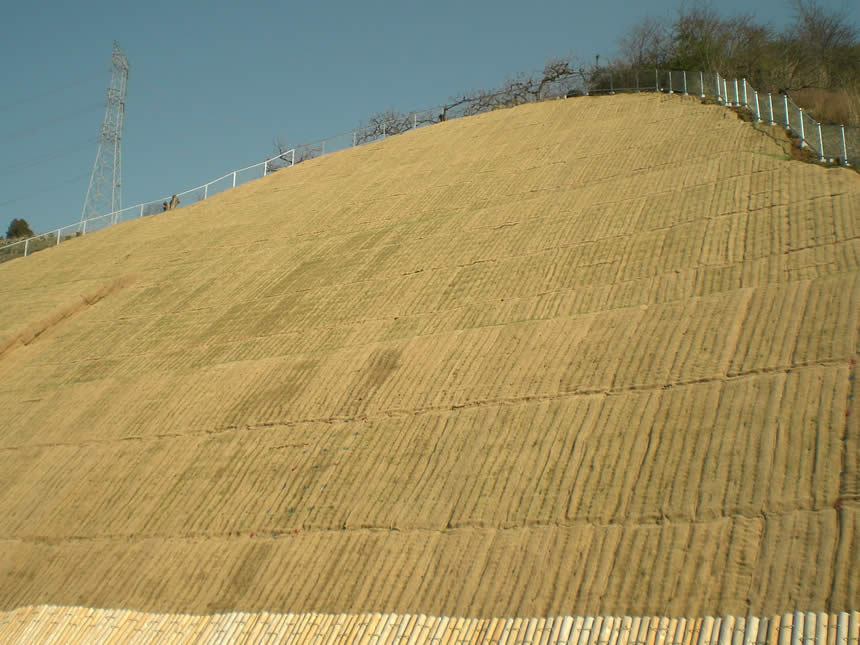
[2,0,857,234]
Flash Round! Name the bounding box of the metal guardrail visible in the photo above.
[2,68,855,265]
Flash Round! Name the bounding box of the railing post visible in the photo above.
[232,171,237,188]
[655,68,659,91]
[682,70,687,95]
[262,161,267,177]
[733,79,739,106]
[382,122,386,138]
[352,132,356,147]
[798,107,806,146]
[816,123,824,162]
[635,69,639,93]
[715,74,722,103]
[754,91,761,121]
[723,78,730,106]
[741,78,747,106]
[139,204,144,218]
[24,238,29,257]
[668,70,673,94]
[840,125,850,166]
[413,113,417,129]
[783,94,789,128]
[768,93,775,125]
[57,229,61,245]
[82,220,87,235]
[290,149,295,166]
[609,69,614,94]
[204,183,209,198]
[699,71,704,98]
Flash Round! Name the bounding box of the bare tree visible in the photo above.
[618,17,673,68]
[787,0,858,87]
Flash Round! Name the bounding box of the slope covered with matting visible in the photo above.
[0,93,857,623]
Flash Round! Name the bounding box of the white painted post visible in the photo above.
[699,71,704,98]
[382,122,386,138]
[798,107,806,146]
[262,161,267,177]
[82,220,87,235]
[816,123,824,162]
[139,204,144,218]
[733,79,739,106]
[413,113,417,129]
[716,74,722,103]
[768,93,775,125]
[56,229,61,245]
[682,70,687,95]
[723,78,729,105]
[783,94,789,127]
[841,125,850,165]
[24,238,29,257]
[204,183,209,198]
[668,71,673,94]
[232,171,237,188]
[655,68,659,91]
[741,78,747,106]
[290,149,295,166]
[754,92,761,121]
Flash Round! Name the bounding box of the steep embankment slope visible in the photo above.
[0,93,857,619]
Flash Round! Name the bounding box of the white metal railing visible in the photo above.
[2,68,856,265]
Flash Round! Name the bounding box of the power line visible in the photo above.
[0,137,98,175]
[0,171,91,210]
[0,102,104,145]
[0,72,103,114]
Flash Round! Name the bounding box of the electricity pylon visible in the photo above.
[80,41,129,229]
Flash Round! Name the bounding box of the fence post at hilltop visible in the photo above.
[204,183,209,198]
[290,149,295,166]
[768,94,775,125]
[741,78,747,106]
[723,78,730,106]
[754,92,761,121]
[798,107,806,147]
[232,171,237,188]
[139,204,144,218]
[82,219,87,235]
[699,71,704,98]
[57,229,61,245]
[413,113,417,129]
[655,69,659,91]
[783,94,789,128]
[715,74,722,103]
[382,122,387,138]
[668,71,673,94]
[682,70,687,95]
[841,125,850,166]
[733,79,739,106]
[816,124,824,162]
[24,238,29,257]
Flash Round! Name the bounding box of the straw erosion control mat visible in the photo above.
[0,93,857,622]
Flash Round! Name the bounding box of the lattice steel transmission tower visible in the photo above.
[80,41,129,228]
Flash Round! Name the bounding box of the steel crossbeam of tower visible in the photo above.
[80,41,129,227]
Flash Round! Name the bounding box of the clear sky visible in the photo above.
[2,0,857,235]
